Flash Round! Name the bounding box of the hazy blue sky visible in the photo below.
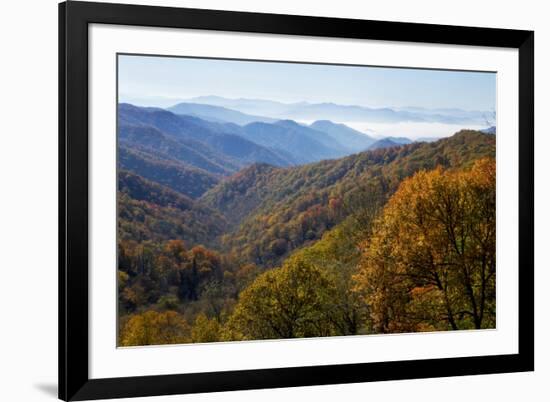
[118,54,496,111]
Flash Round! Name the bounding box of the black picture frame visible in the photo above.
[59,1,534,400]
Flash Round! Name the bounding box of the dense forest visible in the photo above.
[117,103,496,346]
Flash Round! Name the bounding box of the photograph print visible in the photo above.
[116,54,497,347]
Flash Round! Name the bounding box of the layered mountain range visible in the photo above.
[118,102,394,198]
[118,99,496,266]
[184,96,496,125]
[117,96,497,345]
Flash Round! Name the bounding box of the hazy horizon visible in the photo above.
[118,54,496,139]
[119,94,495,114]
[119,54,496,110]
[118,94,493,140]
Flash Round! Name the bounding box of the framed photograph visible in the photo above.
[59,1,534,400]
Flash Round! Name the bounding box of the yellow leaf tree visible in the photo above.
[191,313,221,343]
[354,158,496,333]
[225,259,337,340]
[120,310,190,346]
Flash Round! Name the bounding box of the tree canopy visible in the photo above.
[116,129,497,346]
[353,158,496,332]
[226,259,337,340]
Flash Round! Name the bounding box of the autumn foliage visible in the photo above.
[117,131,496,346]
[226,259,337,340]
[353,158,496,332]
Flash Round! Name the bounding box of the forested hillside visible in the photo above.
[119,146,219,198]
[117,123,496,346]
[118,171,227,246]
[119,104,294,170]
[118,103,380,176]
[203,130,495,267]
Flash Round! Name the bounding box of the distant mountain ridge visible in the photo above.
[239,121,342,164]
[119,103,295,171]
[367,138,402,150]
[167,103,385,156]
[384,136,413,145]
[118,103,376,175]
[309,120,375,152]
[168,102,275,125]
[187,95,495,126]
[481,126,496,134]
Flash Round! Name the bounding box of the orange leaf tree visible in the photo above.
[354,158,496,333]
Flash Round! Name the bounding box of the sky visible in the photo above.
[118,54,496,111]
